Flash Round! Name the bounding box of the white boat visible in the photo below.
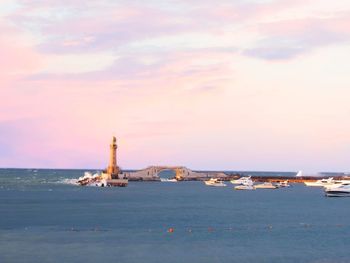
[204,178,226,187]
[231,176,252,185]
[234,183,255,190]
[275,180,290,188]
[160,178,178,182]
[305,177,350,187]
[304,177,336,187]
[254,182,278,189]
[325,183,350,197]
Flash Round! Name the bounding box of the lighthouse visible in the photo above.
[107,136,120,178]
[78,136,128,186]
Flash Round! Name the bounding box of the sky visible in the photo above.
[1,0,350,172]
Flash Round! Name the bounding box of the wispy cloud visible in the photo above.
[2,0,350,170]
[244,12,350,60]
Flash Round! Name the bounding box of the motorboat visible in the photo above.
[204,178,226,187]
[231,176,252,185]
[304,177,350,187]
[304,177,335,187]
[275,180,290,188]
[254,182,278,189]
[325,183,350,197]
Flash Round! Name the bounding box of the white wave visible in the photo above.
[56,178,79,185]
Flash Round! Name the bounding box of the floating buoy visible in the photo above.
[208,227,214,232]
[167,227,174,233]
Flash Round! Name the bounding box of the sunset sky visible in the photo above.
[1,0,350,172]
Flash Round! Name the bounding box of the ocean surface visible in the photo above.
[0,169,349,263]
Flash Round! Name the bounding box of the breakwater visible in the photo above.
[121,166,348,183]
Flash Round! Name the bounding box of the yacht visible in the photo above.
[231,176,252,185]
[305,177,350,187]
[204,178,226,187]
[304,177,335,187]
[254,182,278,189]
[325,183,350,197]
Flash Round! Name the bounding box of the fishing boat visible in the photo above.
[204,178,226,187]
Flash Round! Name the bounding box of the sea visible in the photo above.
[0,168,349,263]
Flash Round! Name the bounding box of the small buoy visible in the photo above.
[167,228,174,233]
[188,229,192,233]
[208,227,214,232]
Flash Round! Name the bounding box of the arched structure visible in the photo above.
[121,166,227,181]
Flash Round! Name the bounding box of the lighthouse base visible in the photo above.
[106,179,128,187]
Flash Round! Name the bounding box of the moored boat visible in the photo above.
[305,177,350,187]
[275,180,290,188]
[304,177,335,187]
[160,178,178,182]
[234,183,255,190]
[204,178,226,187]
[231,176,252,185]
[325,183,350,197]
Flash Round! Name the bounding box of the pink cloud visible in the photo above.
[1,0,350,170]
[243,11,350,60]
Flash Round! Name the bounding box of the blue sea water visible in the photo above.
[0,168,350,263]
